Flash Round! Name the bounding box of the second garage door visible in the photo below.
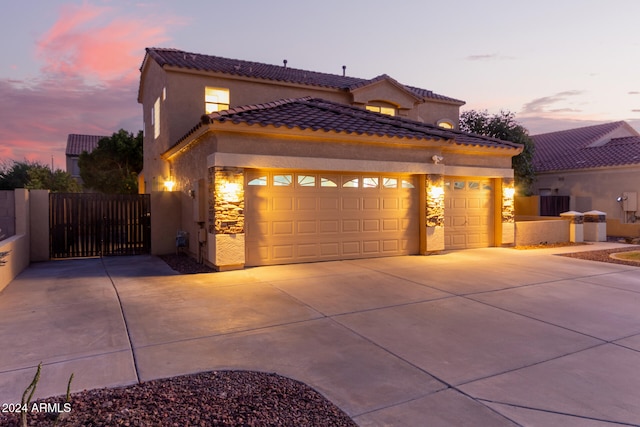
[245,171,419,266]
[444,176,494,250]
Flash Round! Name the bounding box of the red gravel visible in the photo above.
[559,245,640,267]
[0,371,357,427]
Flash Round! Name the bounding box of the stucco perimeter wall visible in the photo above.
[150,191,181,255]
[607,218,640,237]
[0,189,30,292]
[515,217,570,246]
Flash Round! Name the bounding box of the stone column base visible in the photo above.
[425,226,445,253]
[208,233,245,271]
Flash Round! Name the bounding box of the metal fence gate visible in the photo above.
[540,195,570,217]
[50,193,151,258]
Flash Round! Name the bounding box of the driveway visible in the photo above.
[1,244,640,426]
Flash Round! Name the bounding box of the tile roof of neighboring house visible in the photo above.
[531,121,640,172]
[65,134,106,156]
[169,97,520,155]
[143,48,465,105]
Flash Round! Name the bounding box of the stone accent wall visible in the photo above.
[426,174,444,227]
[502,178,515,223]
[209,167,244,234]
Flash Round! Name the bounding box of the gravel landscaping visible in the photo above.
[0,371,356,427]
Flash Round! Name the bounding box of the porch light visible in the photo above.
[503,186,515,199]
[429,186,444,199]
[220,182,241,203]
[164,179,176,192]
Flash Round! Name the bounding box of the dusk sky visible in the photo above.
[2,0,639,171]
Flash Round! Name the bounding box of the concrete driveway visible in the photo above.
[1,243,640,426]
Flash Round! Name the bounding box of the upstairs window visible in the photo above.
[437,119,454,129]
[205,87,230,113]
[366,105,396,116]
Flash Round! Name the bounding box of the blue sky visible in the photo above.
[2,0,639,169]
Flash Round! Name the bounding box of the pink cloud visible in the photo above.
[2,2,185,171]
[36,2,176,83]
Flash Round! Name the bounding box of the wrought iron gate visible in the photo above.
[50,193,151,258]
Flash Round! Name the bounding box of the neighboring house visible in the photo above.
[65,134,106,183]
[531,121,640,223]
[138,47,522,270]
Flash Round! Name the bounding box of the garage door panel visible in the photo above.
[320,243,339,256]
[342,219,360,232]
[342,197,360,210]
[297,221,317,234]
[363,240,380,253]
[383,240,399,252]
[342,241,361,255]
[297,198,317,210]
[319,197,339,210]
[363,198,380,210]
[273,197,293,211]
[363,219,380,232]
[272,221,293,235]
[297,244,317,258]
[383,219,399,231]
[320,220,339,233]
[272,245,294,260]
[383,198,399,210]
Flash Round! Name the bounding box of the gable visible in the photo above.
[349,75,421,110]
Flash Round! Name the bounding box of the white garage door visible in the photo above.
[245,171,419,266]
[444,177,494,250]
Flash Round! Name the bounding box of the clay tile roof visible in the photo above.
[173,97,519,152]
[144,48,464,105]
[531,121,640,172]
[65,134,106,156]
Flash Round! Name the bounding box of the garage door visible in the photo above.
[444,177,494,249]
[245,171,419,266]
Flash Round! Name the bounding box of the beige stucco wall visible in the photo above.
[150,191,181,255]
[0,189,30,292]
[533,165,640,222]
[515,219,569,246]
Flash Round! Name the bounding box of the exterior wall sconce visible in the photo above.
[164,179,176,192]
[502,180,515,223]
[426,175,445,228]
[220,181,242,203]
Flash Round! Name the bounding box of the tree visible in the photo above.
[78,129,143,194]
[0,160,80,192]
[459,110,535,196]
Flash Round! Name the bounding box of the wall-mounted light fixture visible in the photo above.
[503,186,515,199]
[164,178,176,192]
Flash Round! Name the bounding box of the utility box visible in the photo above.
[622,192,637,212]
[584,210,607,242]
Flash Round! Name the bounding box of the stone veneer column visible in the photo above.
[425,174,445,252]
[207,166,245,270]
[501,178,515,246]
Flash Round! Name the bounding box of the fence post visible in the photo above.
[560,211,584,243]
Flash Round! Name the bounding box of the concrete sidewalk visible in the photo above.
[1,243,640,425]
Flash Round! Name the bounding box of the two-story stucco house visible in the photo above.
[138,47,522,270]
